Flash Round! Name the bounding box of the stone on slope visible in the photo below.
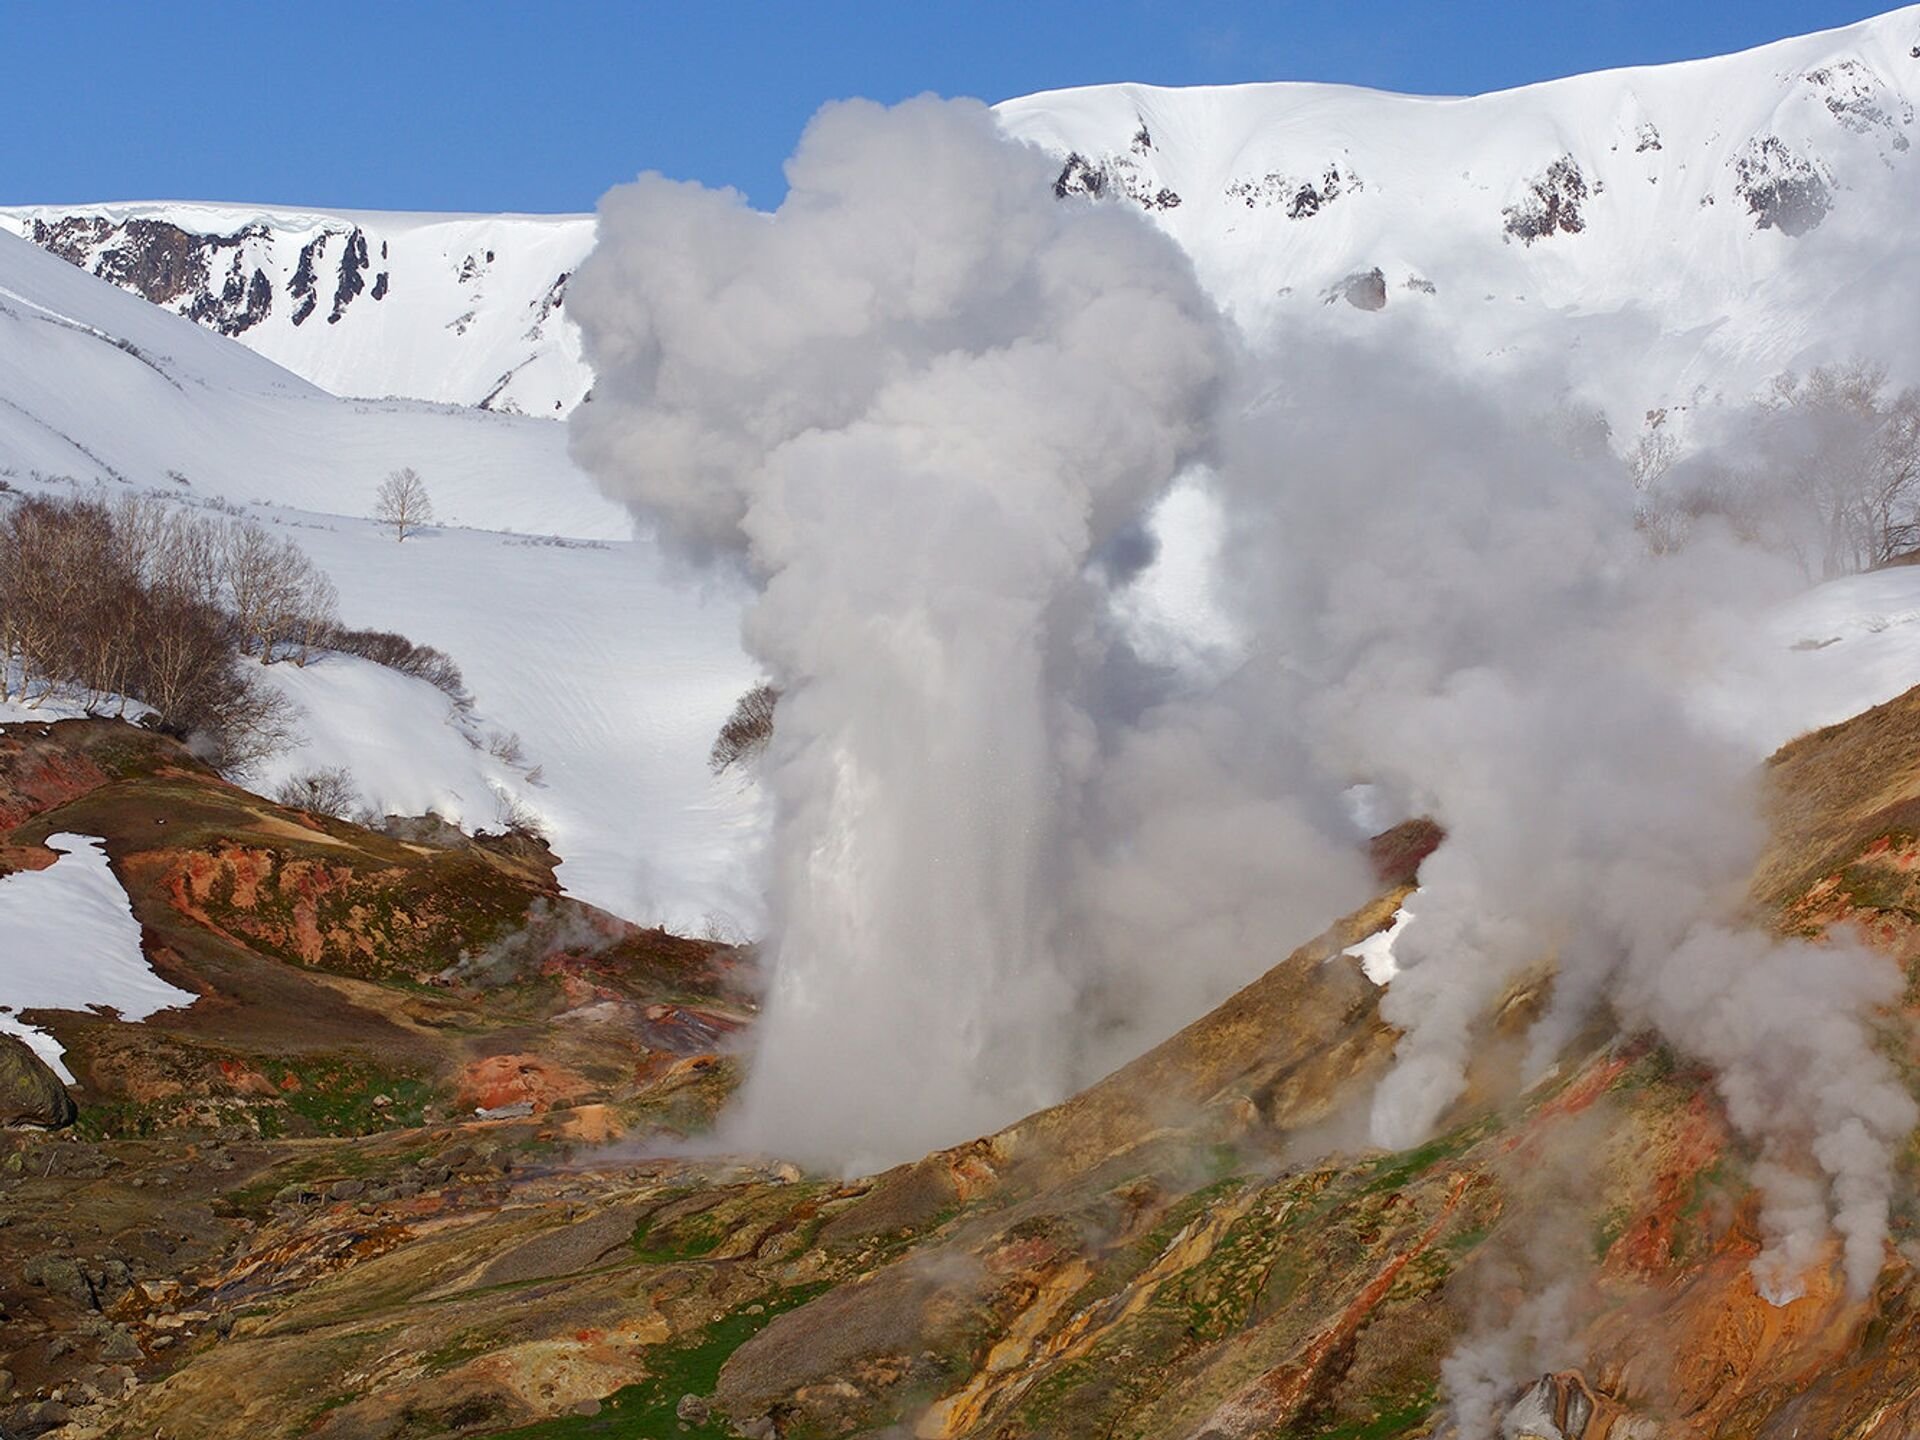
[0,1032,75,1128]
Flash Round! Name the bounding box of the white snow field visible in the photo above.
[244,517,765,932]
[1697,565,1920,758]
[997,6,1920,432]
[0,224,764,933]
[0,834,194,1080]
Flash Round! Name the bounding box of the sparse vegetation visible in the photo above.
[1639,360,1920,577]
[272,764,362,819]
[320,623,467,698]
[710,682,778,773]
[488,783,547,839]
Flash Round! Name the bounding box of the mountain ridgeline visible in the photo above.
[7,7,1920,433]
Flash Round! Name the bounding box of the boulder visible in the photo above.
[676,1393,711,1425]
[0,1034,76,1129]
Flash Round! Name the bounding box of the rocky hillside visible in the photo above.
[8,687,1920,1436]
[0,206,594,415]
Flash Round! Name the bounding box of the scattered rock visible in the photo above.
[1732,134,1832,236]
[8,1398,71,1436]
[1503,154,1589,244]
[677,1393,711,1424]
[100,1326,141,1363]
[24,1255,95,1309]
[1327,267,1388,311]
[473,1100,534,1120]
[0,1035,77,1130]
[1226,162,1362,217]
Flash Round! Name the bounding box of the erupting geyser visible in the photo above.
[569,96,1230,1168]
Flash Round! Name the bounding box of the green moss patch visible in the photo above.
[492,1283,831,1439]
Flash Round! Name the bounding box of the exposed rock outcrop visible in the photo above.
[1504,154,1591,244]
[0,1033,74,1128]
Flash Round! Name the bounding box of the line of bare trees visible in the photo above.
[1636,361,1920,579]
[0,493,320,770]
[0,491,467,774]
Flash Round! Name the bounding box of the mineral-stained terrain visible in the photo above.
[9,692,1920,1437]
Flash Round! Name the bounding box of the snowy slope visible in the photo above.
[0,225,762,933]
[245,516,764,932]
[0,204,596,415]
[0,834,195,1080]
[997,7,1920,427]
[0,228,625,537]
[6,8,1920,947]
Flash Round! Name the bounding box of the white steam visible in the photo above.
[1202,355,1915,1300]
[569,94,1914,1309]
[570,97,1237,1168]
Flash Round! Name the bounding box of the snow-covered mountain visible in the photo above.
[11,8,1918,436]
[996,5,1920,428]
[0,224,760,933]
[0,204,595,414]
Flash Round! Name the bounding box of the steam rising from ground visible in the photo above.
[1208,359,1916,1300]
[571,95,1914,1306]
[571,97,1244,1168]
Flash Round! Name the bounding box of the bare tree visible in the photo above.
[1762,362,1920,578]
[373,468,433,542]
[290,567,339,667]
[220,520,289,660]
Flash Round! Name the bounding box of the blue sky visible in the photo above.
[2,1,1898,213]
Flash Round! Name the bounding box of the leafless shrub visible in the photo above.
[321,625,467,698]
[486,729,525,764]
[710,682,779,774]
[487,786,547,839]
[272,765,362,819]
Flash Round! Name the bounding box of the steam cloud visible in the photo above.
[570,94,1915,1306]
[1205,356,1916,1299]
[570,97,1255,1169]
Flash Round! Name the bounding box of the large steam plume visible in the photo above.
[570,97,1238,1168]
[570,95,1914,1305]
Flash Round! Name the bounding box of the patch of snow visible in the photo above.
[240,517,765,932]
[0,834,194,1081]
[1694,565,1920,756]
[1343,896,1417,985]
